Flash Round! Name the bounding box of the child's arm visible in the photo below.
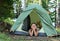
[33,29,38,36]
[29,29,33,36]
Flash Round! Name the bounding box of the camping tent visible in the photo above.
[11,4,57,36]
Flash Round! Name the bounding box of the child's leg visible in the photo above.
[29,29,33,36]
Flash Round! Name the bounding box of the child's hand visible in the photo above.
[29,29,33,36]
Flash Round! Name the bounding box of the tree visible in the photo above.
[56,0,60,26]
[0,0,15,32]
[0,0,14,21]
[48,0,57,27]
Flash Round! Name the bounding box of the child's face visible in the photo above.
[31,24,37,29]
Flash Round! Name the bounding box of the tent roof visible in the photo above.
[11,4,57,36]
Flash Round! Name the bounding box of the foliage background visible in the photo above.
[0,0,14,22]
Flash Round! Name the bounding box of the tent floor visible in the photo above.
[10,31,47,37]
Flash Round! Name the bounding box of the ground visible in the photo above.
[0,32,60,41]
[10,35,60,41]
[0,27,60,41]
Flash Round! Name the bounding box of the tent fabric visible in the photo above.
[11,4,57,36]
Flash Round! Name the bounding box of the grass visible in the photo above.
[0,33,11,41]
[0,32,60,41]
[0,28,60,41]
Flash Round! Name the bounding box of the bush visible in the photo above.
[0,0,15,21]
[0,18,14,32]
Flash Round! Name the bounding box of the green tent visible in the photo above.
[11,4,57,36]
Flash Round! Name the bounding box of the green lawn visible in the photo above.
[0,28,60,41]
[0,33,11,41]
[0,32,60,41]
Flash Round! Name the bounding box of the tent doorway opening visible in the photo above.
[22,10,42,32]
